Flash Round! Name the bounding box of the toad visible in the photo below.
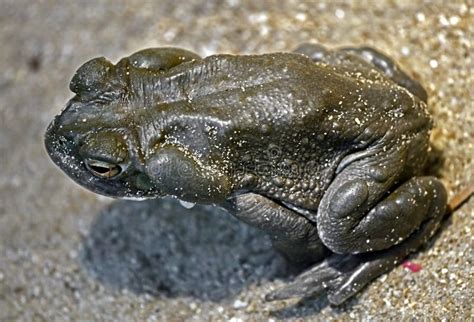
[45,44,447,304]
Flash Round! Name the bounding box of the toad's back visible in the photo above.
[139,53,431,208]
[147,52,430,149]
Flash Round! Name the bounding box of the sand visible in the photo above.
[0,1,472,320]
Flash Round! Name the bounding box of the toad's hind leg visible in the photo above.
[339,46,427,102]
[268,176,446,304]
[268,147,447,306]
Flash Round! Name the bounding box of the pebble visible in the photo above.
[229,317,243,322]
[335,8,345,19]
[233,299,248,309]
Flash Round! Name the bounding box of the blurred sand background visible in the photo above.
[0,1,472,320]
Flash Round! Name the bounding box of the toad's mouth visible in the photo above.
[44,116,160,200]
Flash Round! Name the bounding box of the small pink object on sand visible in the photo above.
[402,260,422,273]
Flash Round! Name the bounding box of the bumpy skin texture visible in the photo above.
[45,44,447,305]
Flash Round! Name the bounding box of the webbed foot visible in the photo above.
[266,251,397,305]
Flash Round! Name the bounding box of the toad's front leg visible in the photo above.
[224,193,330,266]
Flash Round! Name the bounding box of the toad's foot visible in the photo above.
[265,252,396,305]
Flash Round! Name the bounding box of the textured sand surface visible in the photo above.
[0,1,472,321]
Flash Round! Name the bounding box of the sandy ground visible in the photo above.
[0,1,472,321]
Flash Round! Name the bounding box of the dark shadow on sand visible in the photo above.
[80,198,287,301]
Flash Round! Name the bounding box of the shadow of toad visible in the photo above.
[80,198,287,301]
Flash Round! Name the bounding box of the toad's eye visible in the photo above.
[85,159,122,179]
